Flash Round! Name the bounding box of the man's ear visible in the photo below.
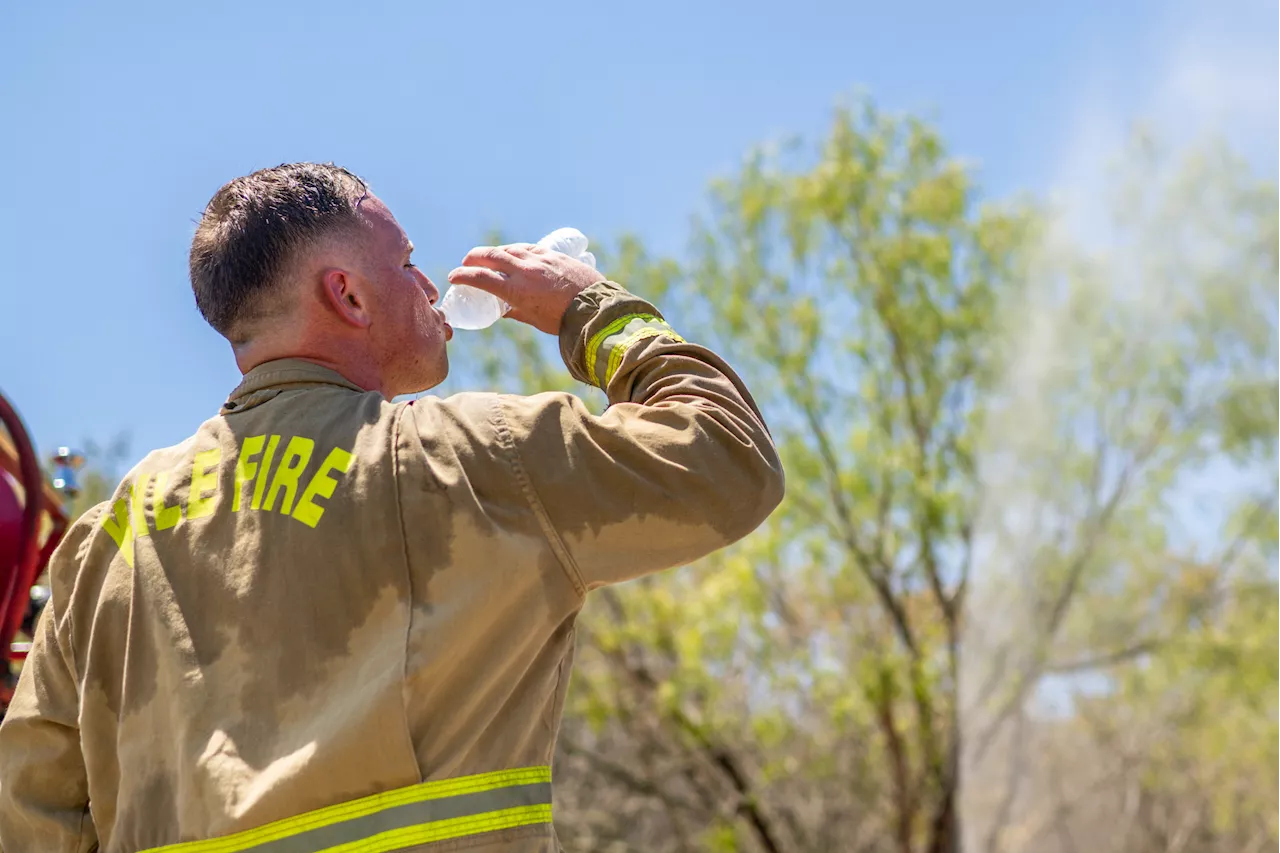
[320,268,372,329]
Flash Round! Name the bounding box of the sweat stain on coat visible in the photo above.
[0,281,785,852]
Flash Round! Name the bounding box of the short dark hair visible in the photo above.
[190,162,369,341]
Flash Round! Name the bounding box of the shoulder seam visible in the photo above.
[388,401,425,776]
[490,396,587,600]
[390,405,414,584]
[390,403,418,600]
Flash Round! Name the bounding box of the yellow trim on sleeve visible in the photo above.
[603,325,686,387]
[584,312,663,383]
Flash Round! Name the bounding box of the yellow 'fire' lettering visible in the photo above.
[187,448,222,520]
[232,435,266,512]
[102,435,354,563]
[293,447,354,528]
[262,436,314,515]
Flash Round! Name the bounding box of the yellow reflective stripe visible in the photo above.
[584,312,663,383]
[585,313,683,388]
[141,766,552,853]
[603,325,685,387]
[322,804,553,853]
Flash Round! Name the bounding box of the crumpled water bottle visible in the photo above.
[439,228,597,330]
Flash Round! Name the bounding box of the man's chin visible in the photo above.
[406,354,449,396]
[381,356,448,399]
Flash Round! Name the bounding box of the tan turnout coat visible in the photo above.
[0,281,784,852]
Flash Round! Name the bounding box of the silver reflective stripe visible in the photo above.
[141,767,554,853]
[589,315,684,388]
[238,782,552,853]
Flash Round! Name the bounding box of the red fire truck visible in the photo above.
[0,392,81,716]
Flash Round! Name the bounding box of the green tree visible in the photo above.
[450,99,1276,853]
[960,131,1277,853]
[458,99,1022,851]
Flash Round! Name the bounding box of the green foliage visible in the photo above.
[444,98,1276,853]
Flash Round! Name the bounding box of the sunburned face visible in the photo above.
[350,195,452,396]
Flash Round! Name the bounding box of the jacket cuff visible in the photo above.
[558,281,675,388]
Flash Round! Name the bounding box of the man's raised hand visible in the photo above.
[448,244,605,335]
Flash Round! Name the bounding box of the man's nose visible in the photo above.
[416,269,439,304]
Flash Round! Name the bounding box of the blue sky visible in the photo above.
[1,0,1275,463]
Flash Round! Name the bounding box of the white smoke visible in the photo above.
[960,4,1277,851]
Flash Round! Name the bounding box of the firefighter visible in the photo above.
[0,163,784,852]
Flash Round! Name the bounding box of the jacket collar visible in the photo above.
[222,358,369,414]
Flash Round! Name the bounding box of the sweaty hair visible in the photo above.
[190,162,369,342]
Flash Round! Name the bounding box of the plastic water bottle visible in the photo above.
[439,228,597,330]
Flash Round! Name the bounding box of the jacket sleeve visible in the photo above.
[498,280,785,592]
[0,518,97,853]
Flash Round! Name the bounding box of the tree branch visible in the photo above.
[559,733,699,815]
[794,392,922,659]
[596,599,789,853]
[973,410,1172,762]
[1044,639,1162,674]
[869,668,917,853]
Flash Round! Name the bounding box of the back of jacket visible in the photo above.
[0,281,785,852]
